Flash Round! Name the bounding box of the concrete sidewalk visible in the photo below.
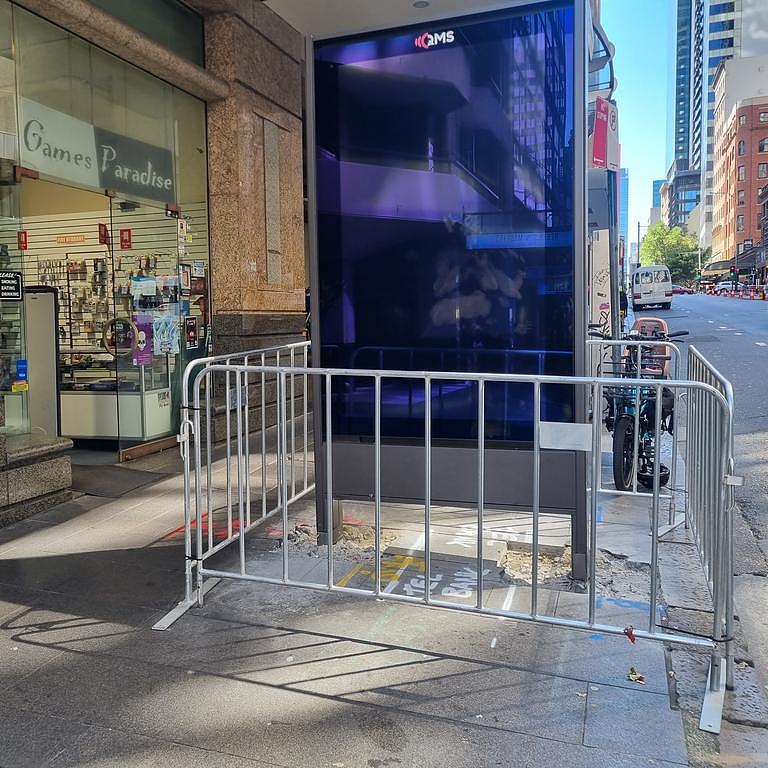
[0,435,736,768]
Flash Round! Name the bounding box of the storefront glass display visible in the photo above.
[0,3,29,434]
[0,0,210,453]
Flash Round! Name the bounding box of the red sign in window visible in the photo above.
[119,228,132,250]
[98,223,111,245]
[17,230,27,251]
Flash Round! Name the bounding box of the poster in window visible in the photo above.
[133,315,154,366]
[185,315,199,350]
[178,263,192,295]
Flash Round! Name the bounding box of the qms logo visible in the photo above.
[414,30,455,49]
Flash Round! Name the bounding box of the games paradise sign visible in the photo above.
[20,99,176,203]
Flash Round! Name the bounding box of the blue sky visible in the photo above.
[601,0,673,247]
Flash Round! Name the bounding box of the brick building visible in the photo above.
[712,97,768,266]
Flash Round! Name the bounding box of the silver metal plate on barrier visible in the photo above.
[228,387,248,410]
[539,421,592,452]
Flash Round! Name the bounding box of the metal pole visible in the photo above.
[589,382,601,626]
[476,379,485,610]
[649,383,663,633]
[205,364,213,540]
[236,369,246,576]
[244,356,251,530]
[280,370,289,582]
[194,372,205,605]
[531,382,541,617]
[424,377,432,605]
[261,352,267,518]
[223,363,232,550]
[303,345,309,491]
[374,375,382,597]
[325,373,334,588]
[290,346,296,499]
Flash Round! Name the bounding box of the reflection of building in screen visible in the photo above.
[315,5,575,442]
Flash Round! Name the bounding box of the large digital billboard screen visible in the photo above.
[314,2,575,443]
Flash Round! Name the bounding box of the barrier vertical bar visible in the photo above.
[705,376,714,581]
[261,352,267,519]
[649,382,662,633]
[374,375,382,597]
[195,371,206,605]
[531,381,541,617]
[205,363,213,541]
[223,362,232,551]
[669,350,680,525]
[290,346,296,499]
[235,369,246,576]
[303,345,309,491]
[279,370,289,582]
[632,351,641,494]
[244,356,251,529]
[326,373,334,588]
[424,376,432,605]
[476,379,485,610]
[589,381,600,626]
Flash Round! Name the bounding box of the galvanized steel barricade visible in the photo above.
[687,346,740,730]
[156,342,736,734]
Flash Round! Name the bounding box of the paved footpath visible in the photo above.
[0,435,752,768]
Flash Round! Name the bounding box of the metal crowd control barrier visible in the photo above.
[687,346,740,731]
[155,341,737,735]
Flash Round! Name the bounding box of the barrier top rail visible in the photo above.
[180,340,311,410]
[191,363,731,409]
[689,345,735,409]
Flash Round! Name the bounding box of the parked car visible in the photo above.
[672,284,694,294]
[714,280,744,293]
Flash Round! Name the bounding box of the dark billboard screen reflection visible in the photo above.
[314,2,575,443]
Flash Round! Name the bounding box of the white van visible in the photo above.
[631,265,673,310]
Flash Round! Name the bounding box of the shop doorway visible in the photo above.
[19,177,209,463]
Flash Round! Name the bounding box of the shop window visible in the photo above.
[88,0,204,67]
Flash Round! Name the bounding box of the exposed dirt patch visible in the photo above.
[497,542,651,600]
[283,523,398,563]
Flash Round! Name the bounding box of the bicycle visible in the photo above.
[589,318,688,492]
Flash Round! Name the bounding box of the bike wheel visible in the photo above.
[612,415,635,491]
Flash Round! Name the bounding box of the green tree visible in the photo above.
[639,222,698,282]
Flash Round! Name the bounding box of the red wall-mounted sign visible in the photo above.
[17,231,27,251]
[119,228,132,250]
[98,223,111,245]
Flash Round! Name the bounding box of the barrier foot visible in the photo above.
[152,578,222,631]
[658,513,686,538]
[699,656,725,734]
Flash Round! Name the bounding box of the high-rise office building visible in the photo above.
[698,0,768,246]
[666,1,704,239]
[618,168,629,248]
[652,179,665,209]
[674,0,693,162]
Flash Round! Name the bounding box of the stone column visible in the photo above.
[204,3,307,355]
